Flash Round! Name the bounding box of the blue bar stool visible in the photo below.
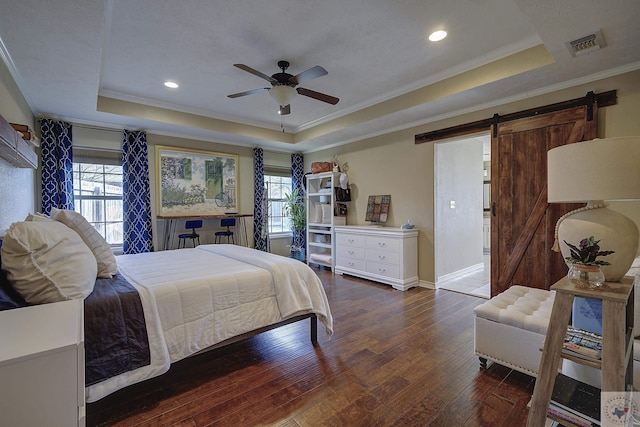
[178,219,202,248]
[215,218,235,244]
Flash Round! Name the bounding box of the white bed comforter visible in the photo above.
[86,245,333,402]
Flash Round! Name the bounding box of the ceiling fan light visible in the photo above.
[429,30,447,42]
[269,85,296,106]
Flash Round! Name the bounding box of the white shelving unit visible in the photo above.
[305,171,345,271]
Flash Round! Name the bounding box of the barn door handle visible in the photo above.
[491,202,496,217]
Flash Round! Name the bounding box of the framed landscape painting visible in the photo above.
[156,145,238,217]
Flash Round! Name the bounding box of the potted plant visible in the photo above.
[284,188,306,261]
[563,236,615,287]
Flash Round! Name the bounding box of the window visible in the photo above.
[72,149,123,246]
[264,171,293,234]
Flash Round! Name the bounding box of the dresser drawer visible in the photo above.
[366,249,400,266]
[336,245,366,260]
[366,262,400,279]
[336,233,365,247]
[365,236,399,252]
[338,258,367,271]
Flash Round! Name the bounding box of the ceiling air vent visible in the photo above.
[566,30,606,57]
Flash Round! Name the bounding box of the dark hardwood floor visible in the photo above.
[87,268,535,426]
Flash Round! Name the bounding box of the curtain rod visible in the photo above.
[36,117,128,134]
[73,123,124,133]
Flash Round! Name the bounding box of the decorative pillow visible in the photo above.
[314,204,323,224]
[25,212,52,222]
[1,221,97,304]
[50,207,117,278]
[322,204,332,224]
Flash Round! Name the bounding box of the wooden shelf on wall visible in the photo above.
[0,114,37,168]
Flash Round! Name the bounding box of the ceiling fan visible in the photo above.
[227,60,339,115]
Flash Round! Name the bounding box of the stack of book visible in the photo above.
[549,373,601,427]
[562,327,602,362]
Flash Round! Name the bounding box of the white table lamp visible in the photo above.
[548,136,640,282]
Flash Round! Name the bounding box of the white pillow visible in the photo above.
[25,212,52,222]
[322,204,332,224]
[50,207,117,278]
[314,204,323,224]
[1,221,97,304]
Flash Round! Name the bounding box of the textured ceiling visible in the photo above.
[1,0,639,152]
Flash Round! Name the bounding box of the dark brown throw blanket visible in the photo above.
[0,261,151,386]
[83,274,150,386]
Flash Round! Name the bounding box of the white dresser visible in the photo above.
[334,226,419,291]
[0,299,85,426]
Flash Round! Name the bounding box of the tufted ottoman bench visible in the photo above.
[473,285,555,377]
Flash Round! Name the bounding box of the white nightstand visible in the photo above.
[0,299,85,426]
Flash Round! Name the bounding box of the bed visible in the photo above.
[0,212,333,403]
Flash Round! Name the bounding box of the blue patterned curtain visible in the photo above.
[122,130,154,254]
[291,153,305,249]
[253,147,267,251]
[40,119,74,215]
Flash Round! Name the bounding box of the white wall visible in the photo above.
[0,158,34,233]
[434,137,484,280]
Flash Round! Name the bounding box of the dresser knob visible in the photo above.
[378,255,385,260]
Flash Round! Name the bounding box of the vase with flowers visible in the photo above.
[563,236,615,288]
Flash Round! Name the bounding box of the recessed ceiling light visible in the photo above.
[429,30,447,42]
[164,81,179,89]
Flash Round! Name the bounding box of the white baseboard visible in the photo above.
[418,279,435,289]
[437,262,484,283]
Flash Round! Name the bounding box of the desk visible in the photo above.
[158,213,253,250]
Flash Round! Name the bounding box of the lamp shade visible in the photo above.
[269,85,296,107]
[548,136,640,202]
[547,136,640,282]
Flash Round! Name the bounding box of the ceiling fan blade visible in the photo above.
[233,64,277,83]
[296,87,339,105]
[279,104,291,115]
[289,65,328,85]
[227,87,269,98]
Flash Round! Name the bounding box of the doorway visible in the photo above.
[434,134,490,298]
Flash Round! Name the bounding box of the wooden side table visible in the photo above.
[526,276,634,427]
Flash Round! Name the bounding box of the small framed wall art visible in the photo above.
[365,194,390,224]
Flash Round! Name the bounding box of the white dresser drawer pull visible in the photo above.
[378,255,386,260]
[348,238,354,243]
[349,250,355,255]
[377,242,386,247]
[378,267,386,272]
[348,262,355,266]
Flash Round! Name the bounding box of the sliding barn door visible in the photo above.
[490,105,597,297]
